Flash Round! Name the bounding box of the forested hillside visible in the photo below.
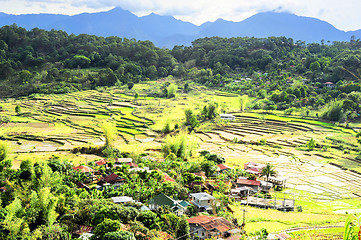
[1,25,361,121]
[0,25,177,97]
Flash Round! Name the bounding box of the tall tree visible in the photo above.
[261,163,277,182]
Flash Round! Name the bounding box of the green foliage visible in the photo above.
[259,139,267,145]
[93,218,122,238]
[201,102,219,120]
[261,163,277,182]
[175,216,190,240]
[162,121,171,134]
[306,138,316,151]
[102,121,117,148]
[103,231,136,240]
[0,141,9,162]
[343,214,361,240]
[0,25,177,97]
[161,132,198,159]
[199,150,225,164]
[184,109,199,131]
[239,95,249,111]
[167,83,177,98]
[15,105,21,114]
[321,100,346,122]
[201,160,218,177]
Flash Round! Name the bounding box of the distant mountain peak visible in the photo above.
[0,9,359,48]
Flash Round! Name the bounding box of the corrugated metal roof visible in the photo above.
[72,165,94,173]
[236,178,261,186]
[187,216,233,233]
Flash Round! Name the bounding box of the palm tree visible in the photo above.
[261,163,277,182]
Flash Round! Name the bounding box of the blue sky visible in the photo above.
[0,0,360,31]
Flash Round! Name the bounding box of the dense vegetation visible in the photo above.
[1,25,361,122]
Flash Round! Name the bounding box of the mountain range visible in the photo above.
[0,7,360,48]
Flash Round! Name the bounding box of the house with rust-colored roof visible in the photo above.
[187,215,240,239]
[126,162,138,168]
[97,173,125,187]
[163,173,176,182]
[72,165,94,176]
[95,159,107,166]
[216,164,233,173]
[236,178,261,193]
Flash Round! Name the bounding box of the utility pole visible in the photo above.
[242,208,248,227]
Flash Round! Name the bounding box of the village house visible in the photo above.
[94,159,107,167]
[111,196,134,204]
[72,165,95,176]
[193,172,207,181]
[187,215,240,239]
[147,193,188,216]
[324,82,335,88]
[163,173,176,182]
[244,162,265,176]
[189,192,216,213]
[126,162,138,168]
[97,173,125,187]
[229,187,249,200]
[220,114,235,121]
[114,157,133,167]
[216,164,233,173]
[267,176,287,190]
[235,177,261,193]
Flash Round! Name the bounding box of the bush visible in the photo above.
[321,100,346,122]
[161,132,198,159]
[103,231,136,240]
[162,121,171,134]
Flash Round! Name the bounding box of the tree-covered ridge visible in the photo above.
[0,24,177,97]
[1,25,361,122]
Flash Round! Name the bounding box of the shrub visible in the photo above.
[321,100,346,122]
[161,132,198,159]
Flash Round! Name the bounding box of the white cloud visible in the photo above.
[0,0,361,31]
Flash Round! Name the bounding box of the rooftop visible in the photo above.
[187,215,233,232]
[190,192,215,200]
[217,164,232,171]
[95,159,107,166]
[72,165,94,173]
[236,178,261,186]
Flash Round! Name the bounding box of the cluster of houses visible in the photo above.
[216,162,287,201]
[71,159,244,239]
[71,157,289,239]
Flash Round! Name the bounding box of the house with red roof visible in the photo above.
[244,162,264,176]
[126,162,138,168]
[187,215,240,239]
[97,173,125,187]
[95,159,107,166]
[72,165,94,176]
[324,82,335,88]
[163,173,176,182]
[236,177,261,193]
[216,164,233,173]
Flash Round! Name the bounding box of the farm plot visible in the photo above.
[0,90,156,153]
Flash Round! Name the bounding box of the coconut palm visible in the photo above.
[261,163,277,182]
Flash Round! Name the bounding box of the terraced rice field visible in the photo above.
[0,90,155,153]
[196,114,361,211]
